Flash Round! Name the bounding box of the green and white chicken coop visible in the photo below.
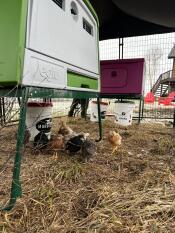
[0,0,99,91]
[0,0,101,211]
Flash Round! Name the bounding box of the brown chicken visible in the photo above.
[58,120,76,142]
[49,134,64,150]
[48,134,64,159]
[58,120,74,136]
[108,131,122,154]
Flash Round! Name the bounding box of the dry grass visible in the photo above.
[0,118,175,233]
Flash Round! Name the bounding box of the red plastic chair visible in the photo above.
[144,92,155,103]
[158,97,166,105]
[160,92,175,106]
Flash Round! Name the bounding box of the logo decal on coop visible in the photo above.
[37,61,63,82]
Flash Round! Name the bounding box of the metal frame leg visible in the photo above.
[138,97,142,124]
[2,87,29,211]
[96,97,102,142]
[173,108,175,128]
[141,97,144,119]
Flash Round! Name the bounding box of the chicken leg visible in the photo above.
[112,146,118,154]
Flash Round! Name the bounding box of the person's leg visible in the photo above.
[80,99,89,118]
[68,98,80,117]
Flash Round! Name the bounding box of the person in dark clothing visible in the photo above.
[68,98,89,118]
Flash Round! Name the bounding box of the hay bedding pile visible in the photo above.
[0,118,175,232]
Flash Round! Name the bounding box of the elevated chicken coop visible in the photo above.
[100,33,175,122]
[99,58,145,123]
[0,0,101,211]
[100,58,145,97]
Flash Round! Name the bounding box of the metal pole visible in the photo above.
[119,38,124,59]
[121,38,124,59]
[138,96,142,124]
[173,107,175,128]
[119,39,121,59]
[2,87,29,211]
[96,96,102,142]
[141,97,145,119]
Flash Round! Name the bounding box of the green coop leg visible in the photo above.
[2,87,29,211]
[96,97,102,142]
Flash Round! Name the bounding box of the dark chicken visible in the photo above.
[65,134,85,154]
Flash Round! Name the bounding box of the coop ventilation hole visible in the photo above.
[83,18,93,36]
[52,0,64,10]
[70,1,78,21]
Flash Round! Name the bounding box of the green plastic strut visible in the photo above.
[2,87,29,211]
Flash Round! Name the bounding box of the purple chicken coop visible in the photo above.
[100,58,145,96]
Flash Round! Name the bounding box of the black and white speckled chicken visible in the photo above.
[81,139,96,162]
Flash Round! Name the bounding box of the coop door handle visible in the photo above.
[111,70,117,77]
[81,84,90,88]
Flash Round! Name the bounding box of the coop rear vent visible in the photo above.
[83,18,93,36]
[52,0,64,9]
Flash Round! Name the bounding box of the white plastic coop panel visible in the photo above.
[22,48,99,89]
[26,0,99,75]
[22,49,67,88]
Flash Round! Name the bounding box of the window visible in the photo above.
[52,0,64,10]
[83,18,93,36]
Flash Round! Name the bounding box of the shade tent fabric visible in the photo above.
[112,0,175,28]
[90,0,175,40]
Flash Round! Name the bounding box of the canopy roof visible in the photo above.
[90,0,175,40]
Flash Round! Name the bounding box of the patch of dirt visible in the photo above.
[0,118,175,233]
